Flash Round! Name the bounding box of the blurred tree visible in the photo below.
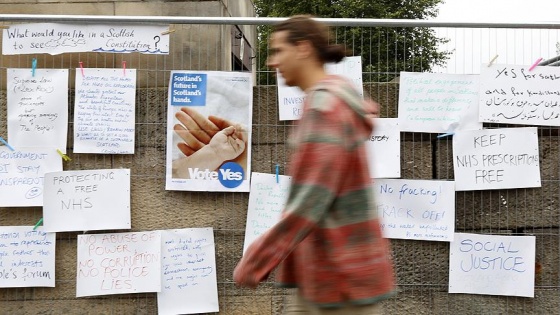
[254,0,450,83]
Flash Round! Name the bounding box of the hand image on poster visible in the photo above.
[171,106,248,179]
[165,71,253,192]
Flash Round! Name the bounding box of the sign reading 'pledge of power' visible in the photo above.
[452,127,541,191]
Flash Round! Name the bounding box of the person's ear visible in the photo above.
[295,40,314,59]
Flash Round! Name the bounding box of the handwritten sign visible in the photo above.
[453,127,540,191]
[449,233,535,297]
[0,226,56,288]
[74,68,136,154]
[7,69,68,152]
[373,179,455,241]
[366,118,400,178]
[0,147,62,207]
[3,23,169,55]
[278,56,364,121]
[76,231,161,297]
[325,56,364,98]
[158,228,218,315]
[243,172,290,253]
[479,64,560,126]
[398,72,481,133]
[43,169,131,232]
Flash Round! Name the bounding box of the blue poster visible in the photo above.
[170,73,208,106]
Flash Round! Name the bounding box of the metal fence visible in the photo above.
[1,15,560,314]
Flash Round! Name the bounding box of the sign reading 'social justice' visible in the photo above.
[449,232,535,298]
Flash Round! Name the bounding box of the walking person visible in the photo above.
[234,15,396,314]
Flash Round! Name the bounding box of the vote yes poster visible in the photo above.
[165,71,253,192]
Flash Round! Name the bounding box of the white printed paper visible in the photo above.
[0,147,62,207]
[278,56,364,121]
[76,231,161,297]
[74,68,136,154]
[453,127,541,191]
[366,118,400,178]
[166,71,253,192]
[449,232,535,297]
[0,226,56,288]
[243,172,290,253]
[3,23,169,55]
[398,72,481,133]
[479,64,560,126]
[7,69,69,152]
[158,228,219,315]
[373,179,455,241]
[43,169,131,232]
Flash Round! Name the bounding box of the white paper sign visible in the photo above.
[449,233,535,297]
[278,56,364,121]
[373,179,455,241]
[158,228,219,315]
[453,127,541,191]
[3,23,169,55]
[398,72,481,133]
[479,64,560,126]
[0,226,56,288]
[366,118,401,178]
[243,172,290,253]
[7,69,68,152]
[74,68,136,154]
[166,71,253,192]
[76,231,161,297]
[0,147,62,207]
[325,56,364,98]
[43,169,131,232]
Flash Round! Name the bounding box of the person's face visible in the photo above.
[267,31,301,87]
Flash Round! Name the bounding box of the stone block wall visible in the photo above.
[1,83,559,314]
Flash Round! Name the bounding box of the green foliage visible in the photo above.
[254,0,450,84]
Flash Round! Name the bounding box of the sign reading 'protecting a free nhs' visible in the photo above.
[170,73,207,106]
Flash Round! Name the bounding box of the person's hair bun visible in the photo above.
[322,44,347,63]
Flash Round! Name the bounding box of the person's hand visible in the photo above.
[208,126,245,161]
[233,263,259,289]
[174,107,247,155]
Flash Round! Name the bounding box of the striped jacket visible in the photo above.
[234,75,396,308]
